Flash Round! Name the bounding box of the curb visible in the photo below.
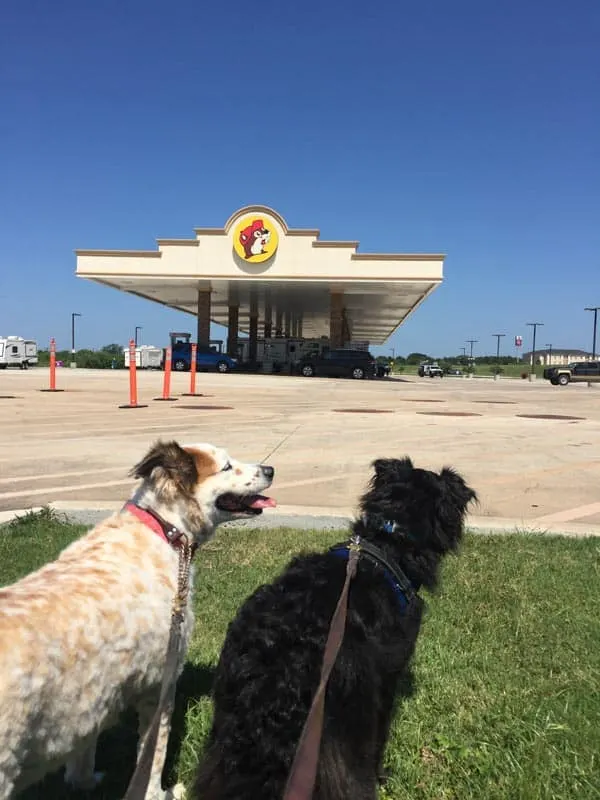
[1,503,599,538]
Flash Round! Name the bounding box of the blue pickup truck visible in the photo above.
[169,333,238,373]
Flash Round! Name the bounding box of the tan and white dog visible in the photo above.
[0,440,275,799]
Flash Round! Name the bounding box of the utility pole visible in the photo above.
[135,326,143,347]
[526,322,543,380]
[491,333,505,379]
[466,339,478,360]
[492,334,505,360]
[71,312,82,369]
[584,307,599,360]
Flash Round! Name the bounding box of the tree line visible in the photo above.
[377,353,523,366]
[37,344,125,369]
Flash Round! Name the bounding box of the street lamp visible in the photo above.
[526,322,543,379]
[71,313,82,368]
[584,307,599,360]
[466,339,478,360]
[492,333,505,374]
[135,326,143,347]
[492,334,505,360]
[545,343,553,365]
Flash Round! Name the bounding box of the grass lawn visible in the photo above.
[2,510,599,799]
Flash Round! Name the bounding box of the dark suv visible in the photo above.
[299,349,376,379]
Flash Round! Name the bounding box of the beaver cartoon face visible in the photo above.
[239,219,271,259]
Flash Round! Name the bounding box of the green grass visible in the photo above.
[2,511,599,799]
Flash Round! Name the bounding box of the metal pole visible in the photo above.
[135,326,142,347]
[526,322,543,379]
[585,307,599,360]
[466,339,478,359]
[545,344,552,365]
[492,334,505,360]
[71,312,81,368]
[492,334,505,377]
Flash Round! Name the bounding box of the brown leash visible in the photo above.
[123,536,193,800]
[283,543,360,800]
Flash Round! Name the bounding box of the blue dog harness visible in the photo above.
[329,529,417,611]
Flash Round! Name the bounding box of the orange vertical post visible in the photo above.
[40,337,64,392]
[49,338,56,390]
[153,345,178,401]
[189,343,197,394]
[129,340,138,404]
[119,340,148,408]
[182,341,205,396]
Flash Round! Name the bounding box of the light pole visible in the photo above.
[71,313,82,368]
[466,339,478,359]
[492,334,505,361]
[526,322,543,379]
[492,333,506,380]
[135,326,143,347]
[584,307,599,360]
[545,343,553,365]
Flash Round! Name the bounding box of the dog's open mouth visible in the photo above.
[216,493,277,516]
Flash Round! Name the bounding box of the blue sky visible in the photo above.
[1,0,599,358]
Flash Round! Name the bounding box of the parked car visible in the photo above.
[543,361,600,386]
[299,349,377,379]
[418,362,444,378]
[171,343,237,373]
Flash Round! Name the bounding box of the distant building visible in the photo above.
[522,348,593,366]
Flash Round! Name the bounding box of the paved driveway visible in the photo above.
[1,369,599,531]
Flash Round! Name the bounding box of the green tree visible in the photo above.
[101,343,123,356]
[406,352,430,365]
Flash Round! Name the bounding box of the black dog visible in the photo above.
[195,457,476,799]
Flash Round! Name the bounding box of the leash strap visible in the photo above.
[283,545,359,800]
[123,539,192,800]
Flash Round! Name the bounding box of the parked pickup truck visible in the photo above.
[543,361,600,386]
[418,362,444,378]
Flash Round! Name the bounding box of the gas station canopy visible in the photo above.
[75,205,445,345]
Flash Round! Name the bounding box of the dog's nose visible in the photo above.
[261,465,274,481]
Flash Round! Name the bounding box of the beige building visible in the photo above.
[75,205,445,358]
[524,348,593,366]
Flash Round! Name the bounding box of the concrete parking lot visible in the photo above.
[1,368,599,533]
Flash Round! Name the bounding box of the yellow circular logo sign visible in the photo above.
[232,215,278,263]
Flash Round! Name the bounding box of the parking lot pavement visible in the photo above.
[1,369,599,531]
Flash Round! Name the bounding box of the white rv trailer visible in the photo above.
[123,344,164,369]
[0,336,38,369]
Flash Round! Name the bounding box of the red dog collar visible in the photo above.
[124,502,196,554]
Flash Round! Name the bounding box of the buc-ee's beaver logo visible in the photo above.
[232,216,279,264]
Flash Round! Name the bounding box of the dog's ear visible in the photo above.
[373,458,392,479]
[130,440,198,495]
[372,456,414,480]
[439,467,477,511]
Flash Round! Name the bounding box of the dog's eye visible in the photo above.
[222,462,232,472]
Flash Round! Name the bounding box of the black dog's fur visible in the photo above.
[195,457,476,800]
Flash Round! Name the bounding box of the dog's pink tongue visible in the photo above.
[249,496,277,509]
